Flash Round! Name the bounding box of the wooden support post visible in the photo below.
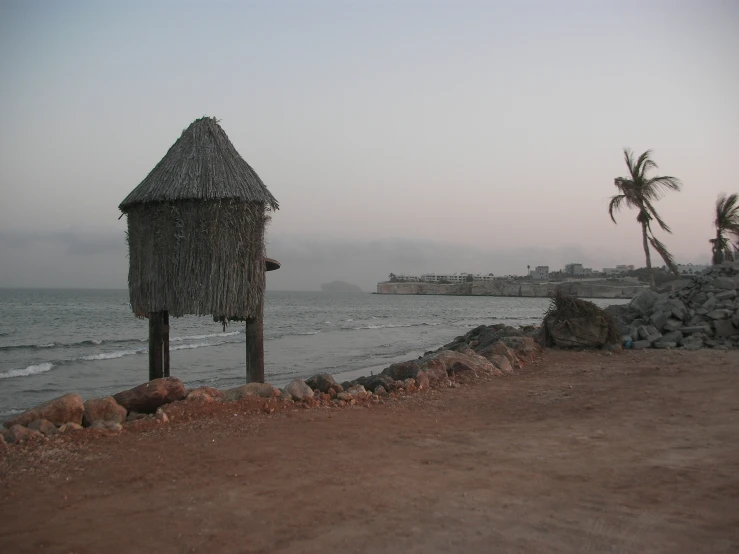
[245,302,264,383]
[149,311,170,380]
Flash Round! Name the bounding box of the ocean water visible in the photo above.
[0,289,627,416]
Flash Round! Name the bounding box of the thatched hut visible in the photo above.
[119,116,278,382]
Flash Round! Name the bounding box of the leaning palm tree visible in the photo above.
[608,148,681,288]
[710,193,739,265]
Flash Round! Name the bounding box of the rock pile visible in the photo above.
[608,262,739,350]
[1,325,540,458]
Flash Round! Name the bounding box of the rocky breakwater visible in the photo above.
[0,326,542,460]
[607,262,739,350]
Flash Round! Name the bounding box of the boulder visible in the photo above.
[706,309,732,320]
[113,378,186,413]
[629,289,659,316]
[27,419,58,437]
[284,379,314,401]
[681,336,704,350]
[653,342,676,349]
[663,318,683,332]
[355,373,393,393]
[224,383,280,401]
[414,371,430,390]
[185,386,225,402]
[649,311,669,331]
[381,361,420,381]
[660,330,684,345]
[90,420,123,432]
[6,424,42,444]
[305,373,341,394]
[487,355,512,375]
[478,341,523,369]
[3,393,84,428]
[344,385,367,398]
[545,316,615,348]
[58,422,83,433]
[713,277,736,290]
[83,396,127,427]
[419,350,496,379]
[631,340,651,350]
[448,361,475,375]
[714,319,738,338]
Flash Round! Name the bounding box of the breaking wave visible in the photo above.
[0,363,55,380]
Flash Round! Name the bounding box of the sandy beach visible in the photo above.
[1,347,738,554]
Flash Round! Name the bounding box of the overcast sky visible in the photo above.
[1,0,737,291]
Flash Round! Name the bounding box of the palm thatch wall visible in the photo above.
[120,117,278,320]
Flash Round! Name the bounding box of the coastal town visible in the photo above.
[386,262,712,284]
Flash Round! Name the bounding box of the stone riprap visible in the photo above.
[0,325,542,454]
[607,262,739,350]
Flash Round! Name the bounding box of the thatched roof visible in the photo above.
[119,117,278,211]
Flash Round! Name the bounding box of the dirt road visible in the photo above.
[1,348,738,553]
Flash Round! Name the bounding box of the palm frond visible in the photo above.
[648,234,679,276]
[608,194,626,224]
[644,175,682,199]
[623,148,639,181]
[716,193,739,230]
[644,198,672,233]
[635,149,657,180]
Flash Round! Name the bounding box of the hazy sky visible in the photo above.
[1,0,737,291]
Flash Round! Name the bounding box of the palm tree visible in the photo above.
[608,148,681,288]
[710,193,739,265]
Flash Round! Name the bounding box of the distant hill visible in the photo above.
[320,281,363,293]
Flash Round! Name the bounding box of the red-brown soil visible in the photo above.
[1,348,738,553]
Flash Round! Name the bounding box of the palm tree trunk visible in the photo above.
[642,222,654,288]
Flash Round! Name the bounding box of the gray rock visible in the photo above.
[284,379,315,401]
[305,373,340,394]
[712,277,736,290]
[706,309,732,320]
[714,289,737,300]
[629,290,659,316]
[637,325,650,340]
[663,318,683,332]
[661,330,684,344]
[680,326,710,334]
[647,332,663,344]
[649,311,668,331]
[631,340,652,350]
[703,297,718,311]
[714,319,738,338]
[653,342,676,349]
[681,336,704,350]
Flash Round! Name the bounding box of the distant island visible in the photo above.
[321,281,363,293]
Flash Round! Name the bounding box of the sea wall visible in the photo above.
[376,280,646,299]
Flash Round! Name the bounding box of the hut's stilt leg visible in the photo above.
[149,311,170,380]
[162,311,170,378]
[245,303,264,383]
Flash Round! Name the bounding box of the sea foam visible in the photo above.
[0,362,55,379]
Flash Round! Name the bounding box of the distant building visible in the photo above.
[564,263,584,276]
[529,266,549,281]
[674,264,709,276]
[418,272,495,283]
[603,264,635,275]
